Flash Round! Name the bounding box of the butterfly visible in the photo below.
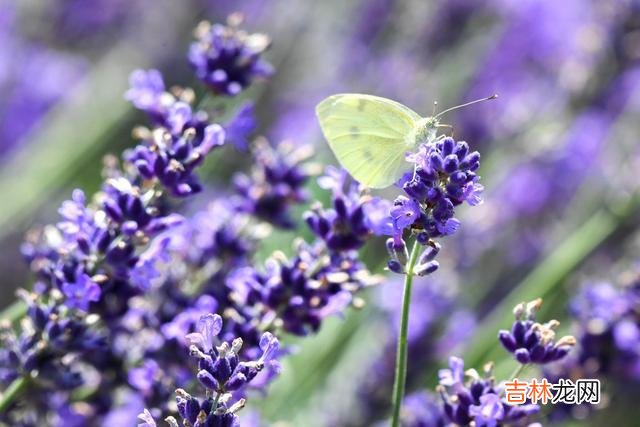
[315,93,496,189]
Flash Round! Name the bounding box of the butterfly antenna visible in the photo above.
[435,94,498,118]
[432,100,438,116]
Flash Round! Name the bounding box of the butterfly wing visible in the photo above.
[315,94,420,188]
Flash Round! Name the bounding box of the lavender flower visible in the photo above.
[125,69,169,120]
[390,196,422,232]
[367,136,483,276]
[0,290,106,393]
[174,389,243,427]
[139,314,280,427]
[61,272,101,311]
[437,357,539,426]
[189,16,273,96]
[224,102,257,151]
[161,295,219,345]
[540,276,640,422]
[548,278,640,385]
[122,154,374,422]
[228,239,374,336]
[232,138,311,228]
[126,69,205,130]
[396,137,482,238]
[126,68,258,154]
[120,201,271,419]
[468,393,505,427]
[498,299,576,365]
[126,105,226,197]
[137,408,157,427]
[187,314,279,394]
[305,166,374,251]
[1,48,228,425]
[226,168,379,336]
[127,67,251,157]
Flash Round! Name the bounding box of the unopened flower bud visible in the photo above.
[415,260,439,276]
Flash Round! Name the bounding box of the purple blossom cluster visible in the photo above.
[0,290,106,391]
[229,168,378,336]
[126,69,257,153]
[392,296,576,427]
[137,314,280,427]
[233,138,311,228]
[123,162,376,422]
[1,72,228,424]
[2,12,400,425]
[568,279,640,380]
[118,145,378,420]
[189,16,273,96]
[305,166,373,251]
[4,1,640,427]
[187,314,279,394]
[371,136,484,276]
[436,356,540,426]
[499,299,576,365]
[125,69,229,196]
[542,273,640,421]
[393,137,483,240]
[6,2,623,425]
[0,16,301,426]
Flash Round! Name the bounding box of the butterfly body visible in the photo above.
[414,117,440,146]
[315,93,439,189]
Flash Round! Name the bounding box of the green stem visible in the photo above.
[390,239,421,427]
[0,376,27,414]
[212,391,221,409]
[508,363,527,382]
[499,364,528,398]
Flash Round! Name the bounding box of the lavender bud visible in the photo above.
[415,260,439,276]
[418,242,441,264]
[197,370,219,390]
[388,260,405,274]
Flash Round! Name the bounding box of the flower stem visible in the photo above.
[498,363,529,398]
[0,376,27,414]
[213,391,221,409]
[508,363,528,382]
[390,239,421,427]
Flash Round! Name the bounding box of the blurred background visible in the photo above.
[1,0,640,425]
